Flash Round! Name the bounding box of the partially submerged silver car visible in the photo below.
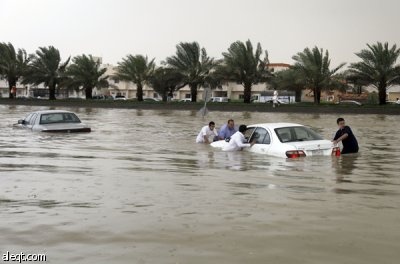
[17,110,91,133]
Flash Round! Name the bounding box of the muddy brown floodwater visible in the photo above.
[1,105,399,264]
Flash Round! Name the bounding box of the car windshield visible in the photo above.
[40,113,81,124]
[275,126,323,143]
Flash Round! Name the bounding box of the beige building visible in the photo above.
[0,80,32,98]
[103,62,291,101]
[1,60,291,100]
[387,85,400,101]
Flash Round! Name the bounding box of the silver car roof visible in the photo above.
[30,110,75,115]
[248,123,304,130]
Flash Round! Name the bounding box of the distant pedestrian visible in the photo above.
[332,118,359,154]
[196,121,218,144]
[272,89,280,108]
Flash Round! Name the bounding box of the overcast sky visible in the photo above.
[1,0,399,67]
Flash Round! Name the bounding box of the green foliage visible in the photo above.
[22,46,70,100]
[165,42,215,102]
[271,69,305,102]
[115,55,155,101]
[292,46,345,104]
[348,42,400,105]
[219,40,271,103]
[148,67,184,101]
[0,42,30,98]
[66,55,108,99]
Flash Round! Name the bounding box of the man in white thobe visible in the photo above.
[222,125,255,151]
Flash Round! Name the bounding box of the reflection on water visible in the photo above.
[0,198,97,209]
[333,154,360,176]
[1,105,400,264]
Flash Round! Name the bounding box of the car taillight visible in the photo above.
[332,147,341,156]
[286,150,306,158]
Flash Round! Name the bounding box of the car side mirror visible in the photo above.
[18,119,25,124]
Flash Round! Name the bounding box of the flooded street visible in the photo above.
[1,105,399,264]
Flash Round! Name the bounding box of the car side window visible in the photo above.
[275,127,292,142]
[251,127,271,144]
[63,113,80,123]
[293,127,312,141]
[244,127,256,142]
[29,114,38,125]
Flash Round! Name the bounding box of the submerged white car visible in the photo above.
[211,123,340,158]
[17,110,91,133]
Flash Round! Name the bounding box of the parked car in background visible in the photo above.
[92,95,114,100]
[209,97,229,102]
[179,98,192,102]
[143,97,161,102]
[16,110,91,132]
[264,99,288,104]
[211,123,340,158]
[336,100,362,106]
[114,95,127,100]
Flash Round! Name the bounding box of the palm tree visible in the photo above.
[65,55,109,99]
[0,42,30,98]
[271,69,306,102]
[22,46,70,100]
[115,55,155,101]
[165,42,214,102]
[292,46,345,104]
[348,42,400,105]
[220,40,271,103]
[148,67,184,101]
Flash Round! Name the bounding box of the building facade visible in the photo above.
[1,61,293,100]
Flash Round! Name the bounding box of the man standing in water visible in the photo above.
[218,119,237,140]
[332,118,359,154]
[196,121,218,144]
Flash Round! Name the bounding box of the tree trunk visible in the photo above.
[243,82,252,103]
[49,84,56,100]
[295,90,302,102]
[190,84,197,102]
[85,86,93,99]
[137,83,143,101]
[314,87,321,104]
[357,85,362,95]
[162,91,167,102]
[378,82,386,105]
[8,77,17,99]
[316,89,321,104]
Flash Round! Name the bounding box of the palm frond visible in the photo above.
[349,42,400,104]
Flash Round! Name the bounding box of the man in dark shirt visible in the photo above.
[333,118,359,154]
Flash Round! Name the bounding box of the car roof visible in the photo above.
[248,123,304,129]
[30,110,75,115]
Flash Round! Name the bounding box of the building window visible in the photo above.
[239,94,244,99]
[185,94,191,99]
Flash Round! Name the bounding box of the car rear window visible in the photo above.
[275,126,323,143]
[40,113,81,124]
